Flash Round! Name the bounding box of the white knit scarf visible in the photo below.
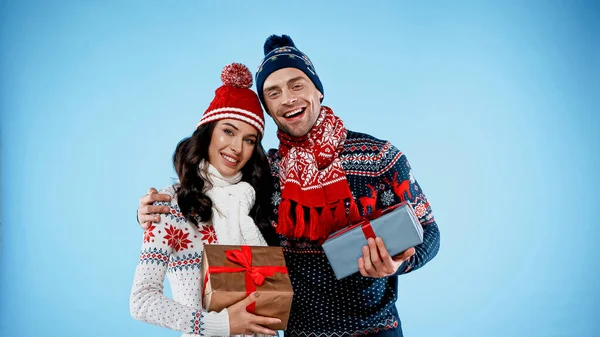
[200,161,267,246]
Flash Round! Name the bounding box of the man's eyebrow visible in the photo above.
[263,84,279,92]
[264,77,306,92]
[287,76,305,85]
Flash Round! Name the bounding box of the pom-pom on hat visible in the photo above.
[255,34,323,109]
[198,63,265,135]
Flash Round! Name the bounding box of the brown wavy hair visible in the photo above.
[172,122,277,245]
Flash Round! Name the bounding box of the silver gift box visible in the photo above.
[322,202,424,279]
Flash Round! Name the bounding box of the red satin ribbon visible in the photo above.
[202,246,288,313]
[361,221,376,239]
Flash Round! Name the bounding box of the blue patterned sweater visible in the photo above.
[267,130,441,337]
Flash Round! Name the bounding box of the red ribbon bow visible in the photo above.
[202,246,288,313]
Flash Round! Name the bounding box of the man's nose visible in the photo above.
[282,90,298,105]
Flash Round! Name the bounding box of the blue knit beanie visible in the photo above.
[255,34,324,109]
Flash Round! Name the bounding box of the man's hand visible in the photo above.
[358,237,415,278]
[228,292,280,335]
[138,188,171,230]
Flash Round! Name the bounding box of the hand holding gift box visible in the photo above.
[200,245,294,330]
[322,202,424,279]
[357,236,416,279]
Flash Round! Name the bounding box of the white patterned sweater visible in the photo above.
[130,164,268,336]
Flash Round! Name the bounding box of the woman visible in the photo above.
[130,63,280,336]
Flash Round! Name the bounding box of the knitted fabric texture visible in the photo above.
[276,106,361,241]
[130,182,268,337]
[201,161,265,246]
[199,63,265,134]
[255,34,323,109]
[267,130,441,337]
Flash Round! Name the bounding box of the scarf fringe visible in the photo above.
[276,197,363,241]
[309,208,320,240]
[294,203,306,238]
[349,199,362,223]
[320,205,335,239]
[336,199,349,229]
[276,106,358,241]
[277,199,293,236]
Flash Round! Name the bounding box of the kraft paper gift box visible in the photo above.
[322,202,424,280]
[199,245,294,330]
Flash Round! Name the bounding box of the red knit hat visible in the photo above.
[197,63,265,134]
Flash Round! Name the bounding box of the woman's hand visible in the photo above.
[227,292,280,335]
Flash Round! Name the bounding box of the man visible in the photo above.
[138,35,440,337]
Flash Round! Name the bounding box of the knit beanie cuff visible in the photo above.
[255,35,323,109]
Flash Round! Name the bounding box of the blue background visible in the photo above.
[1,1,598,336]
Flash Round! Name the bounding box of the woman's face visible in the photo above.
[208,118,259,177]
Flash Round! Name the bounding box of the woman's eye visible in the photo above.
[224,129,234,136]
[244,138,256,145]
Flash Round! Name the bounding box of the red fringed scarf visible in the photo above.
[276,106,362,241]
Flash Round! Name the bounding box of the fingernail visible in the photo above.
[376,237,382,243]
[254,292,260,298]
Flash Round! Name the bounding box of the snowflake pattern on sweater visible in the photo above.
[130,185,231,337]
[267,130,441,337]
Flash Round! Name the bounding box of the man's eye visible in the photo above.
[268,91,280,98]
[292,84,303,90]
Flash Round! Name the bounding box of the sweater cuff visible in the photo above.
[201,308,230,336]
[394,259,410,276]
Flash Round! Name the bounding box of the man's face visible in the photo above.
[262,68,323,138]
